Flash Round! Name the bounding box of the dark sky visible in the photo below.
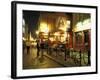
[23,10,40,37]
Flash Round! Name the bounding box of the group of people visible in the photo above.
[36,40,70,61]
[24,39,70,61]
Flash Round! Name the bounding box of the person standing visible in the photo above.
[36,41,40,57]
[40,42,44,57]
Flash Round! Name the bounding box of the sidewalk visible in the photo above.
[44,50,89,67]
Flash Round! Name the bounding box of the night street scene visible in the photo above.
[22,10,91,69]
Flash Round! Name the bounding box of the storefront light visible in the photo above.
[54,32,60,36]
[39,22,49,33]
[66,20,70,28]
[83,19,91,29]
[75,18,91,32]
[29,33,34,41]
[59,27,66,31]
[76,22,83,28]
[49,37,54,42]
[36,30,39,35]
[43,33,48,35]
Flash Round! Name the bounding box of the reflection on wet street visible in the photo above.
[23,46,89,69]
[23,47,63,69]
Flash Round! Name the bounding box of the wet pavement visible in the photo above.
[23,47,63,69]
[23,47,90,69]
